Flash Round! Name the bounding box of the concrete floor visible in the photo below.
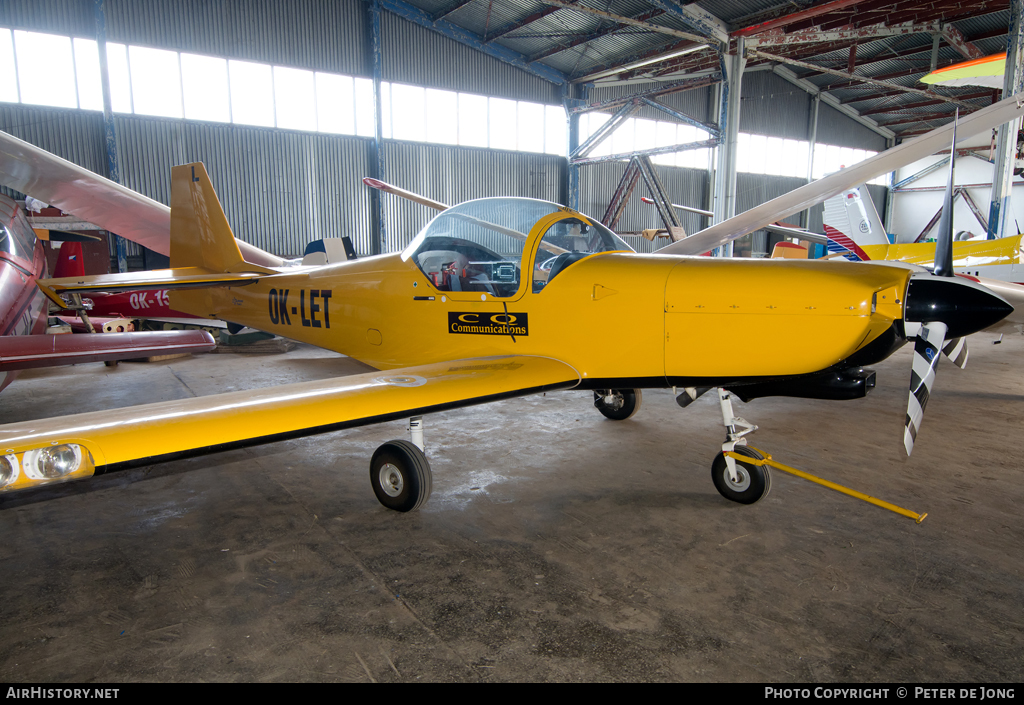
[0,332,1022,683]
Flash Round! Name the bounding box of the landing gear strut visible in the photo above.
[369,416,433,512]
[710,388,771,504]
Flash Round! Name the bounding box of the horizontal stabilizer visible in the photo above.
[36,267,264,307]
[0,355,580,491]
[0,330,215,372]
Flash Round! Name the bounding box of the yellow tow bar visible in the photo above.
[725,448,927,524]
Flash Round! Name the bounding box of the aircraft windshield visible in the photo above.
[532,217,629,292]
[404,198,567,298]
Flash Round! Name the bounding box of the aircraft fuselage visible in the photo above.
[175,251,911,388]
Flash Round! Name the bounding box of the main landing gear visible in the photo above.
[369,416,433,512]
[594,389,642,420]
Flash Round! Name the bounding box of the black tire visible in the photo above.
[711,446,771,505]
[593,389,642,420]
[370,440,433,512]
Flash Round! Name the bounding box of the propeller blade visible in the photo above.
[942,337,969,369]
[904,321,948,456]
[934,110,958,277]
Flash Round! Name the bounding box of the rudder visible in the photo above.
[171,163,246,272]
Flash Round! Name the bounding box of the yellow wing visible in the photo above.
[0,355,580,492]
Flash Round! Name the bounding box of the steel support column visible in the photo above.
[564,84,587,211]
[988,0,1024,239]
[94,0,126,273]
[368,0,385,255]
[802,94,820,230]
[713,40,745,256]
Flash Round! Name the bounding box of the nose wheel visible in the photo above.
[712,388,771,505]
[711,445,771,504]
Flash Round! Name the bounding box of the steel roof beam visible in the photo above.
[647,0,729,43]
[570,138,719,166]
[571,39,709,83]
[750,49,977,107]
[732,0,863,38]
[527,8,667,62]
[536,0,721,47]
[569,73,721,114]
[840,88,911,104]
[860,91,994,115]
[820,59,957,90]
[430,0,474,22]
[790,0,901,32]
[485,6,562,42]
[640,97,721,137]
[795,43,935,81]
[746,20,942,49]
[941,23,985,60]
[571,101,641,159]
[379,0,568,85]
[877,110,971,127]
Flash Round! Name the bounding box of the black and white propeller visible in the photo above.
[899,111,1011,454]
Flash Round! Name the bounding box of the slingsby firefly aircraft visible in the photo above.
[0,96,1020,512]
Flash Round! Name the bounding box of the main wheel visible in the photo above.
[370,440,433,512]
[593,389,642,420]
[711,446,771,505]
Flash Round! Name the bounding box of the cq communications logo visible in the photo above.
[448,311,529,336]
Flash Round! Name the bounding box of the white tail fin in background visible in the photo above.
[822,186,888,261]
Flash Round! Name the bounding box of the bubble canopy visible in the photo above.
[402,197,632,298]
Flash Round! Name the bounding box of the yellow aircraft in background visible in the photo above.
[0,161,1011,511]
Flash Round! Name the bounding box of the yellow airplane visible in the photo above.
[0,160,1011,511]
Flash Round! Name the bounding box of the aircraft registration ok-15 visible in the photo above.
[0,96,1020,511]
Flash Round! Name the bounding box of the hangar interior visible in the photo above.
[0,0,1023,684]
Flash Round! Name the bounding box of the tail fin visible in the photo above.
[171,163,248,273]
[822,185,888,262]
[53,241,85,278]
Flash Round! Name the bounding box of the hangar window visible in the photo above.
[315,73,355,134]
[229,60,275,127]
[181,53,231,123]
[129,46,183,119]
[274,66,317,132]
[11,30,78,110]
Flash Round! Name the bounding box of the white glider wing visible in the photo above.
[660,95,1024,257]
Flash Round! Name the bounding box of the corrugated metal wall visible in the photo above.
[0,0,892,260]
[816,102,888,152]
[740,70,814,141]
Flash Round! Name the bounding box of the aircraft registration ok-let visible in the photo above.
[0,161,1011,511]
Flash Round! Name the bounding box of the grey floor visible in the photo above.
[0,331,1021,682]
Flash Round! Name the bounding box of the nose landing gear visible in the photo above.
[711,388,772,505]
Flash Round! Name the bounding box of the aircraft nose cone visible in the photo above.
[905,274,1014,338]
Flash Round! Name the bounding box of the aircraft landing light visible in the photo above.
[724,448,927,523]
[0,443,94,491]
